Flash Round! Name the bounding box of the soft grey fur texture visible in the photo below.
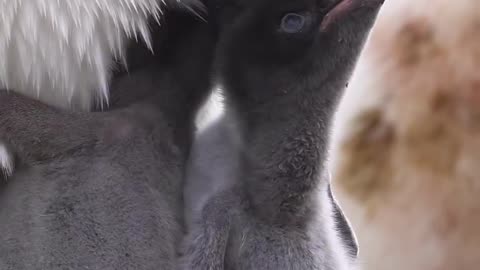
[184,116,359,258]
[0,8,216,270]
[183,115,241,230]
[180,0,384,269]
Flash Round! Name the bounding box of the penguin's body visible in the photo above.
[331,0,480,269]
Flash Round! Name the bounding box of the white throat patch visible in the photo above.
[0,0,194,111]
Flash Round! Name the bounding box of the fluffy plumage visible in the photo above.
[0,0,198,110]
[330,0,480,269]
[180,0,383,268]
[0,0,200,178]
[0,144,13,177]
[0,8,216,267]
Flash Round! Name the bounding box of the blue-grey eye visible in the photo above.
[280,13,306,33]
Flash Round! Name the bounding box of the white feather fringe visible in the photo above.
[0,0,195,111]
[0,143,14,179]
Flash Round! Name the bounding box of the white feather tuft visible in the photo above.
[0,143,14,179]
[0,0,197,111]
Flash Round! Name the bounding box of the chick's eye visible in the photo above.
[280,13,306,33]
